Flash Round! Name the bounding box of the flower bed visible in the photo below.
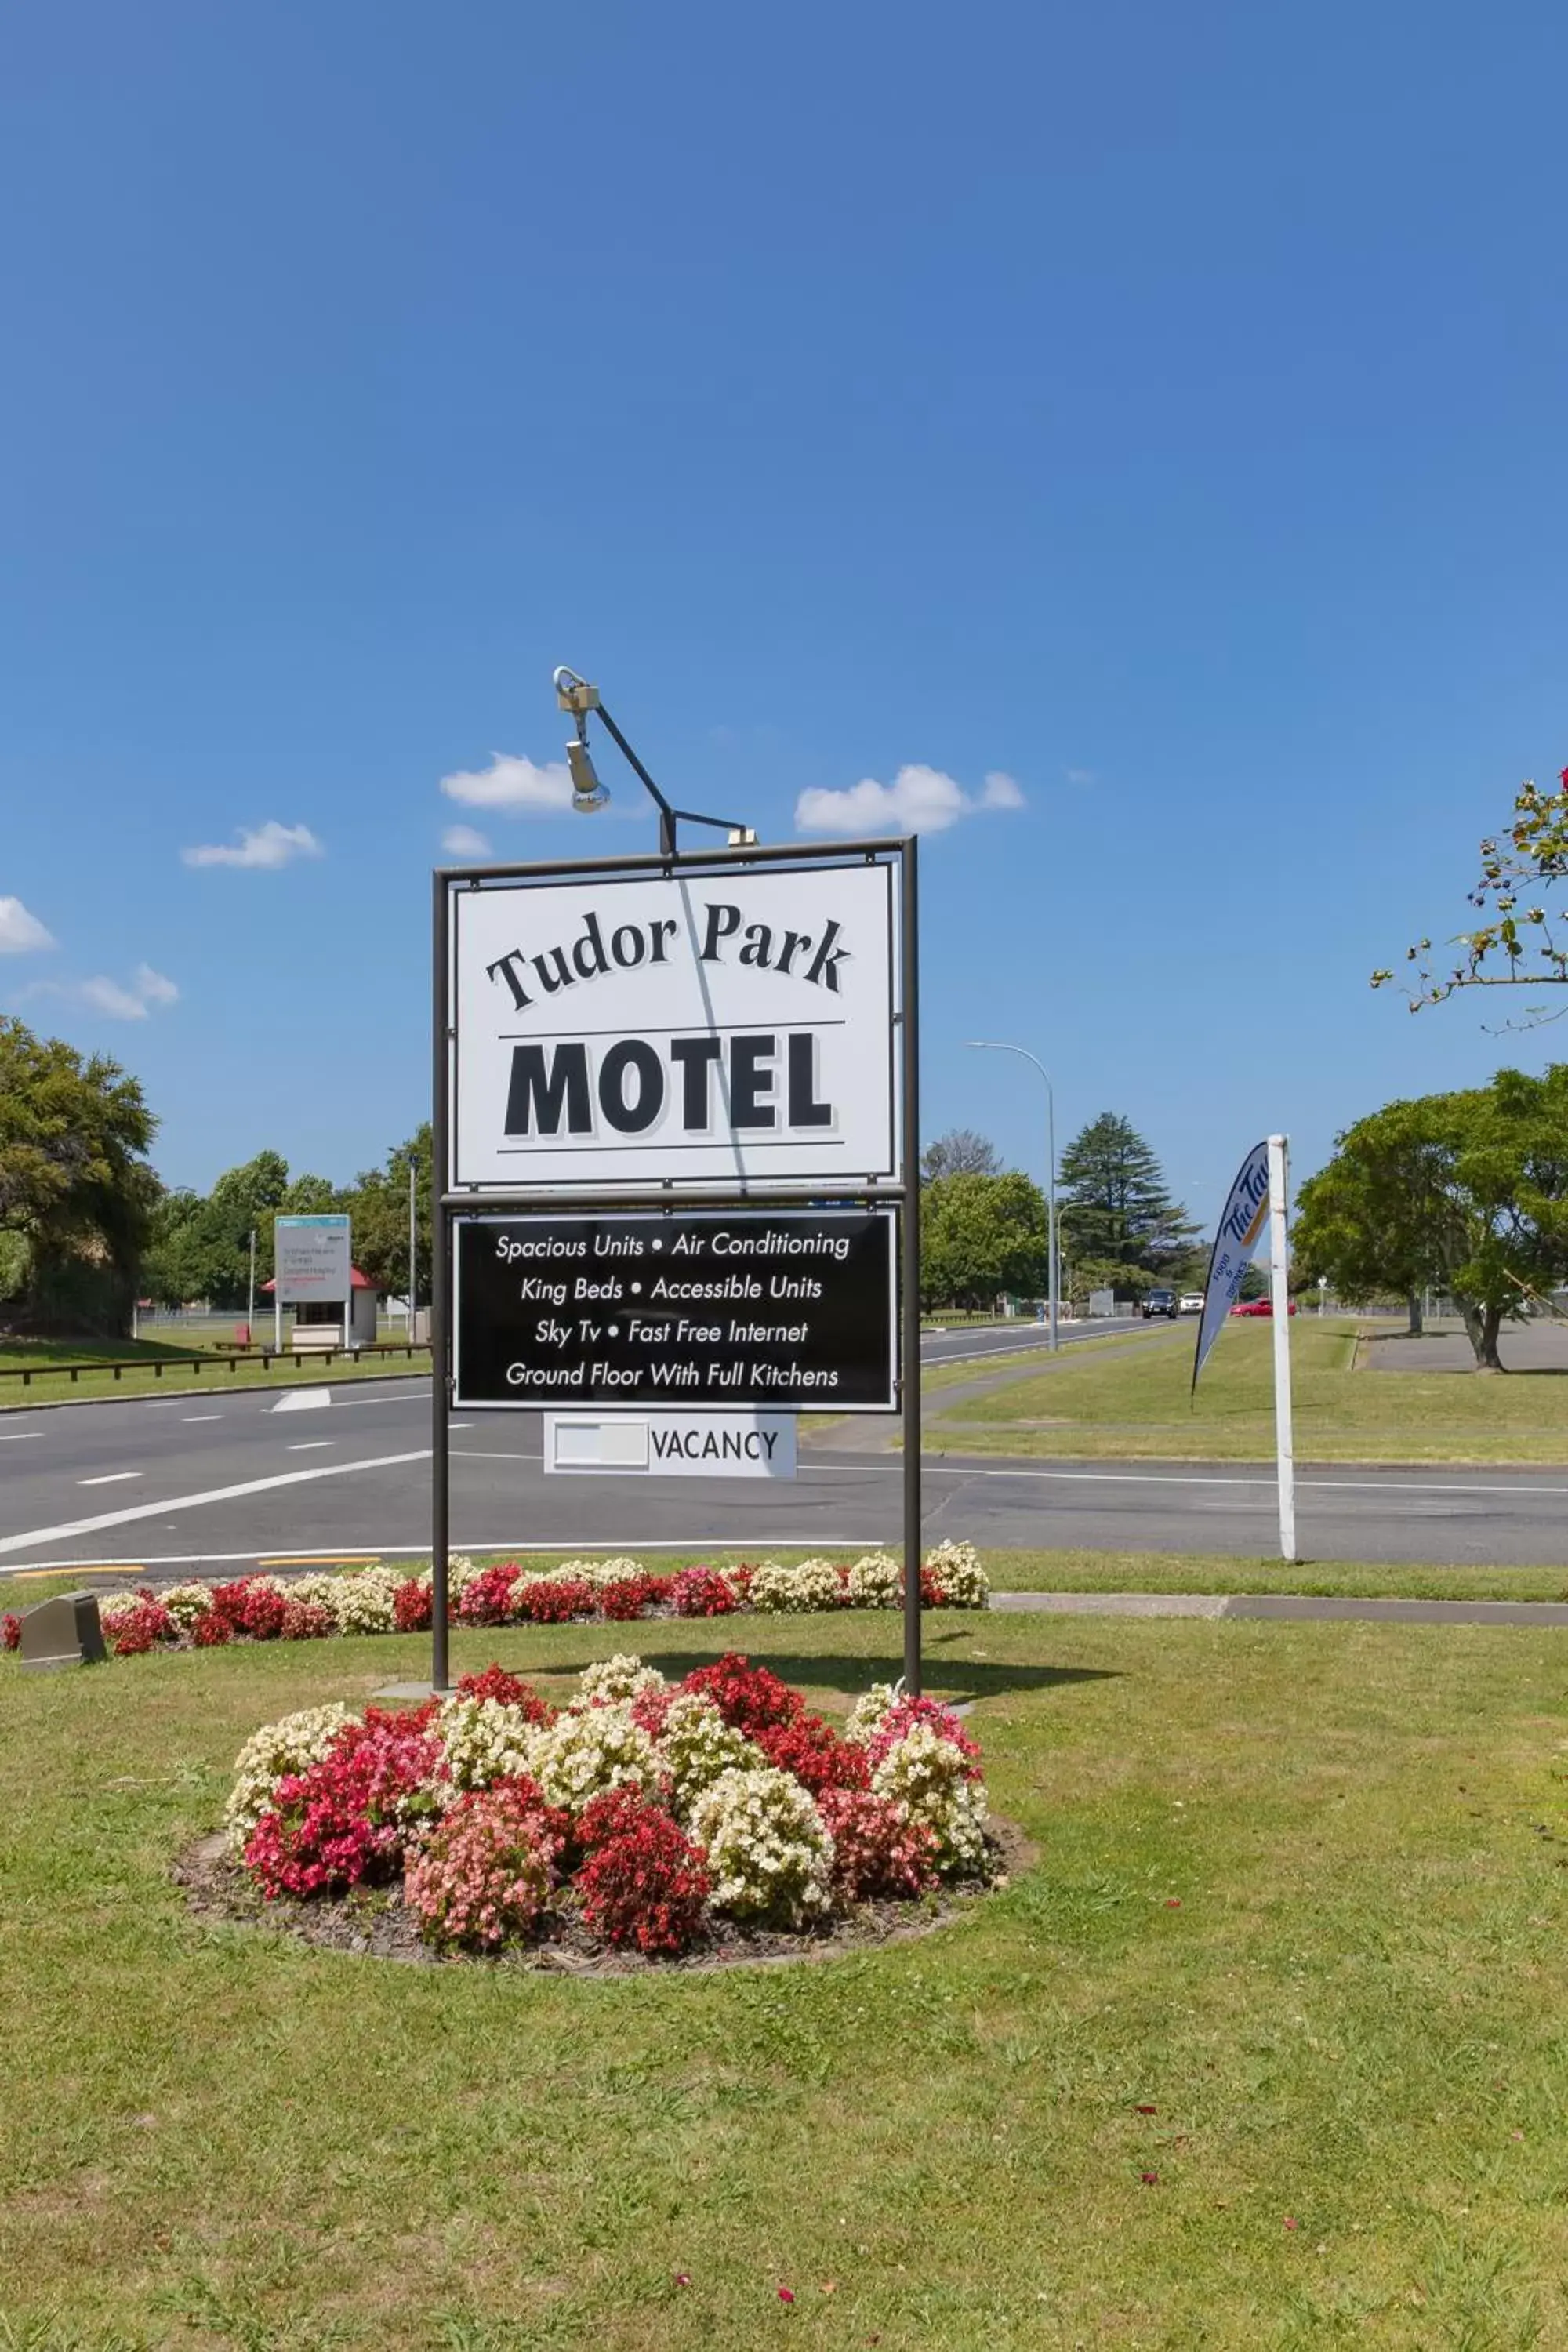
[87,1542,988,1660]
[193,1655,1002,1969]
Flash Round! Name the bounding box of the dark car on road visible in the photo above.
[1141,1288,1178,1319]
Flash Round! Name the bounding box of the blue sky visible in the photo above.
[3,0,1565,1224]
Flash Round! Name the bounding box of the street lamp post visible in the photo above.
[963,1041,1058,1351]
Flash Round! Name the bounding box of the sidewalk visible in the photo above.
[991,1591,1568,1626]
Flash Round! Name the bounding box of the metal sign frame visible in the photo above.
[430,835,922,1694]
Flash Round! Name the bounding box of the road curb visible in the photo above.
[0,1369,430,1417]
[995,1590,1568,1627]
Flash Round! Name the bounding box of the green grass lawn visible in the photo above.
[930,1316,1568,1464]
[2,1610,1566,2347]
[0,1336,430,1412]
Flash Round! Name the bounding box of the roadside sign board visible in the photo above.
[543,1410,797,1478]
[450,860,896,1191]
[274,1214,351,1305]
[453,1207,896,1411]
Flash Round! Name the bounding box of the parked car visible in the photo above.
[1142,1288,1178,1319]
[1229,1297,1298,1316]
[1178,1292,1205,1315]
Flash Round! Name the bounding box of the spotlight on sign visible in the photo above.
[567,736,611,815]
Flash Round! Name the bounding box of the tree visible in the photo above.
[920,1171,1047,1309]
[920,1128,1000,1184]
[342,1125,432,1304]
[142,1149,292,1309]
[1374,762,1568,1014]
[1293,1068,1568,1370]
[1058,1112,1199,1271]
[0,1015,159,1334]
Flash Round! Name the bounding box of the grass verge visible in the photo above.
[3,1612,1567,2346]
[929,1316,1568,1462]
[0,1340,430,1411]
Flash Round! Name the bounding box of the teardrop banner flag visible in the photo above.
[1192,1140,1270,1390]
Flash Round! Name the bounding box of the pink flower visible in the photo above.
[1140,2172,1159,2186]
[778,2285,795,2304]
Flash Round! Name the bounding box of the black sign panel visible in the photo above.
[453,1208,896,1411]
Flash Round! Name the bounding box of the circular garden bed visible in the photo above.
[180,1653,1013,1973]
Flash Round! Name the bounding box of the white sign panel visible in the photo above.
[451,861,896,1191]
[543,1410,797,1478]
[1191,1142,1269,1388]
[274,1214,351,1305]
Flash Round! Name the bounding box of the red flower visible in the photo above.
[191,1609,230,1648]
[575,1791,710,1955]
[819,1788,938,1900]
[756,1715,869,1799]
[1,1613,20,1654]
[280,1599,334,1642]
[510,1576,595,1624]
[863,1695,982,1777]
[681,1653,804,1738]
[669,1565,739,1618]
[454,1564,522,1626]
[456,1664,556,1723]
[392,1578,434,1632]
[1140,2172,1160,2186]
[108,1596,177,1656]
[777,2286,796,2304]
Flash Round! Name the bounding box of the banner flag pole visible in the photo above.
[1266,1134,1297,1563]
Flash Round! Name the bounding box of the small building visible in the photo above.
[261,1267,379,1351]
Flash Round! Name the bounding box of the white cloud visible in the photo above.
[181,821,324,869]
[27,965,180,1022]
[0,896,56,953]
[795,764,1027,837]
[440,753,574,815]
[1064,767,1096,788]
[441,823,493,858]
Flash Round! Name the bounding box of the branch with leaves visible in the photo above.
[1373,766,1568,1012]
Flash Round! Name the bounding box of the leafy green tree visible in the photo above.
[1294,1068,1568,1370]
[1058,1112,1198,1272]
[920,1171,1047,1309]
[142,1150,291,1310]
[1374,761,1568,1012]
[0,1015,159,1334]
[920,1128,1000,1184]
[342,1125,432,1304]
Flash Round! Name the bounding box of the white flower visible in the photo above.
[870,1725,989,1872]
[923,1538,989,1608]
[523,1703,662,1813]
[655,1693,764,1817]
[157,1581,217,1626]
[576,1653,666,1706]
[224,1704,354,1851]
[748,1557,847,1614]
[844,1551,902,1610]
[435,1695,539,1794]
[844,1683,900,1744]
[688,1768,834,1925]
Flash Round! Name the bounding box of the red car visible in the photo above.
[1229,1297,1298,1316]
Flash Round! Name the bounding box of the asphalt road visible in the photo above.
[6,1338,1568,1570]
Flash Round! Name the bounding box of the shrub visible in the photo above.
[106,1595,176,1657]
[511,1576,595,1624]
[682,1653,804,1739]
[923,1538,990,1608]
[865,1696,982,1777]
[456,1664,555,1722]
[579,1654,667,1707]
[818,1788,941,1900]
[405,1779,562,1952]
[322,1566,405,1635]
[869,1726,989,1874]
[279,1599,335,1642]
[160,1581,218,1628]
[244,1713,442,1900]
[600,1573,655,1621]
[435,1694,539,1794]
[844,1683,899,1744]
[747,1557,848,1614]
[393,1578,434,1632]
[2,1613,19,1653]
[209,1577,290,1639]
[524,1702,663,1813]
[669,1565,739,1617]
[191,1610,230,1647]
[756,1714,869,1800]
[227,1700,398,1853]
[576,1795,710,1955]
[454,1564,521,1627]
[688,1767,833,1927]
[654,1692,765,1816]
[844,1550,902,1609]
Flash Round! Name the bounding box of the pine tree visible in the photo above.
[1057,1112,1198,1271]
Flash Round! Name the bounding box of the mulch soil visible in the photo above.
[173,1817,1033,1978]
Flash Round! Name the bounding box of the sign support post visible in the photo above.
[431,869,452,1692]
[900,838,923,1696]
[1266,1133,1297,1563]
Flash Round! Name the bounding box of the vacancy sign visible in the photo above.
[543,1411,797,1478]
[451,861,896,1190]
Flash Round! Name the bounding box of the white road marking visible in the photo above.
[78,1471,144,1486]
[183,1415,223,1424]
[286,1440,333,1451]
[270,1388,332,1414]
[0,1449,431,1559]
[0,1432,41,1441]
[0,1535,873,1571]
